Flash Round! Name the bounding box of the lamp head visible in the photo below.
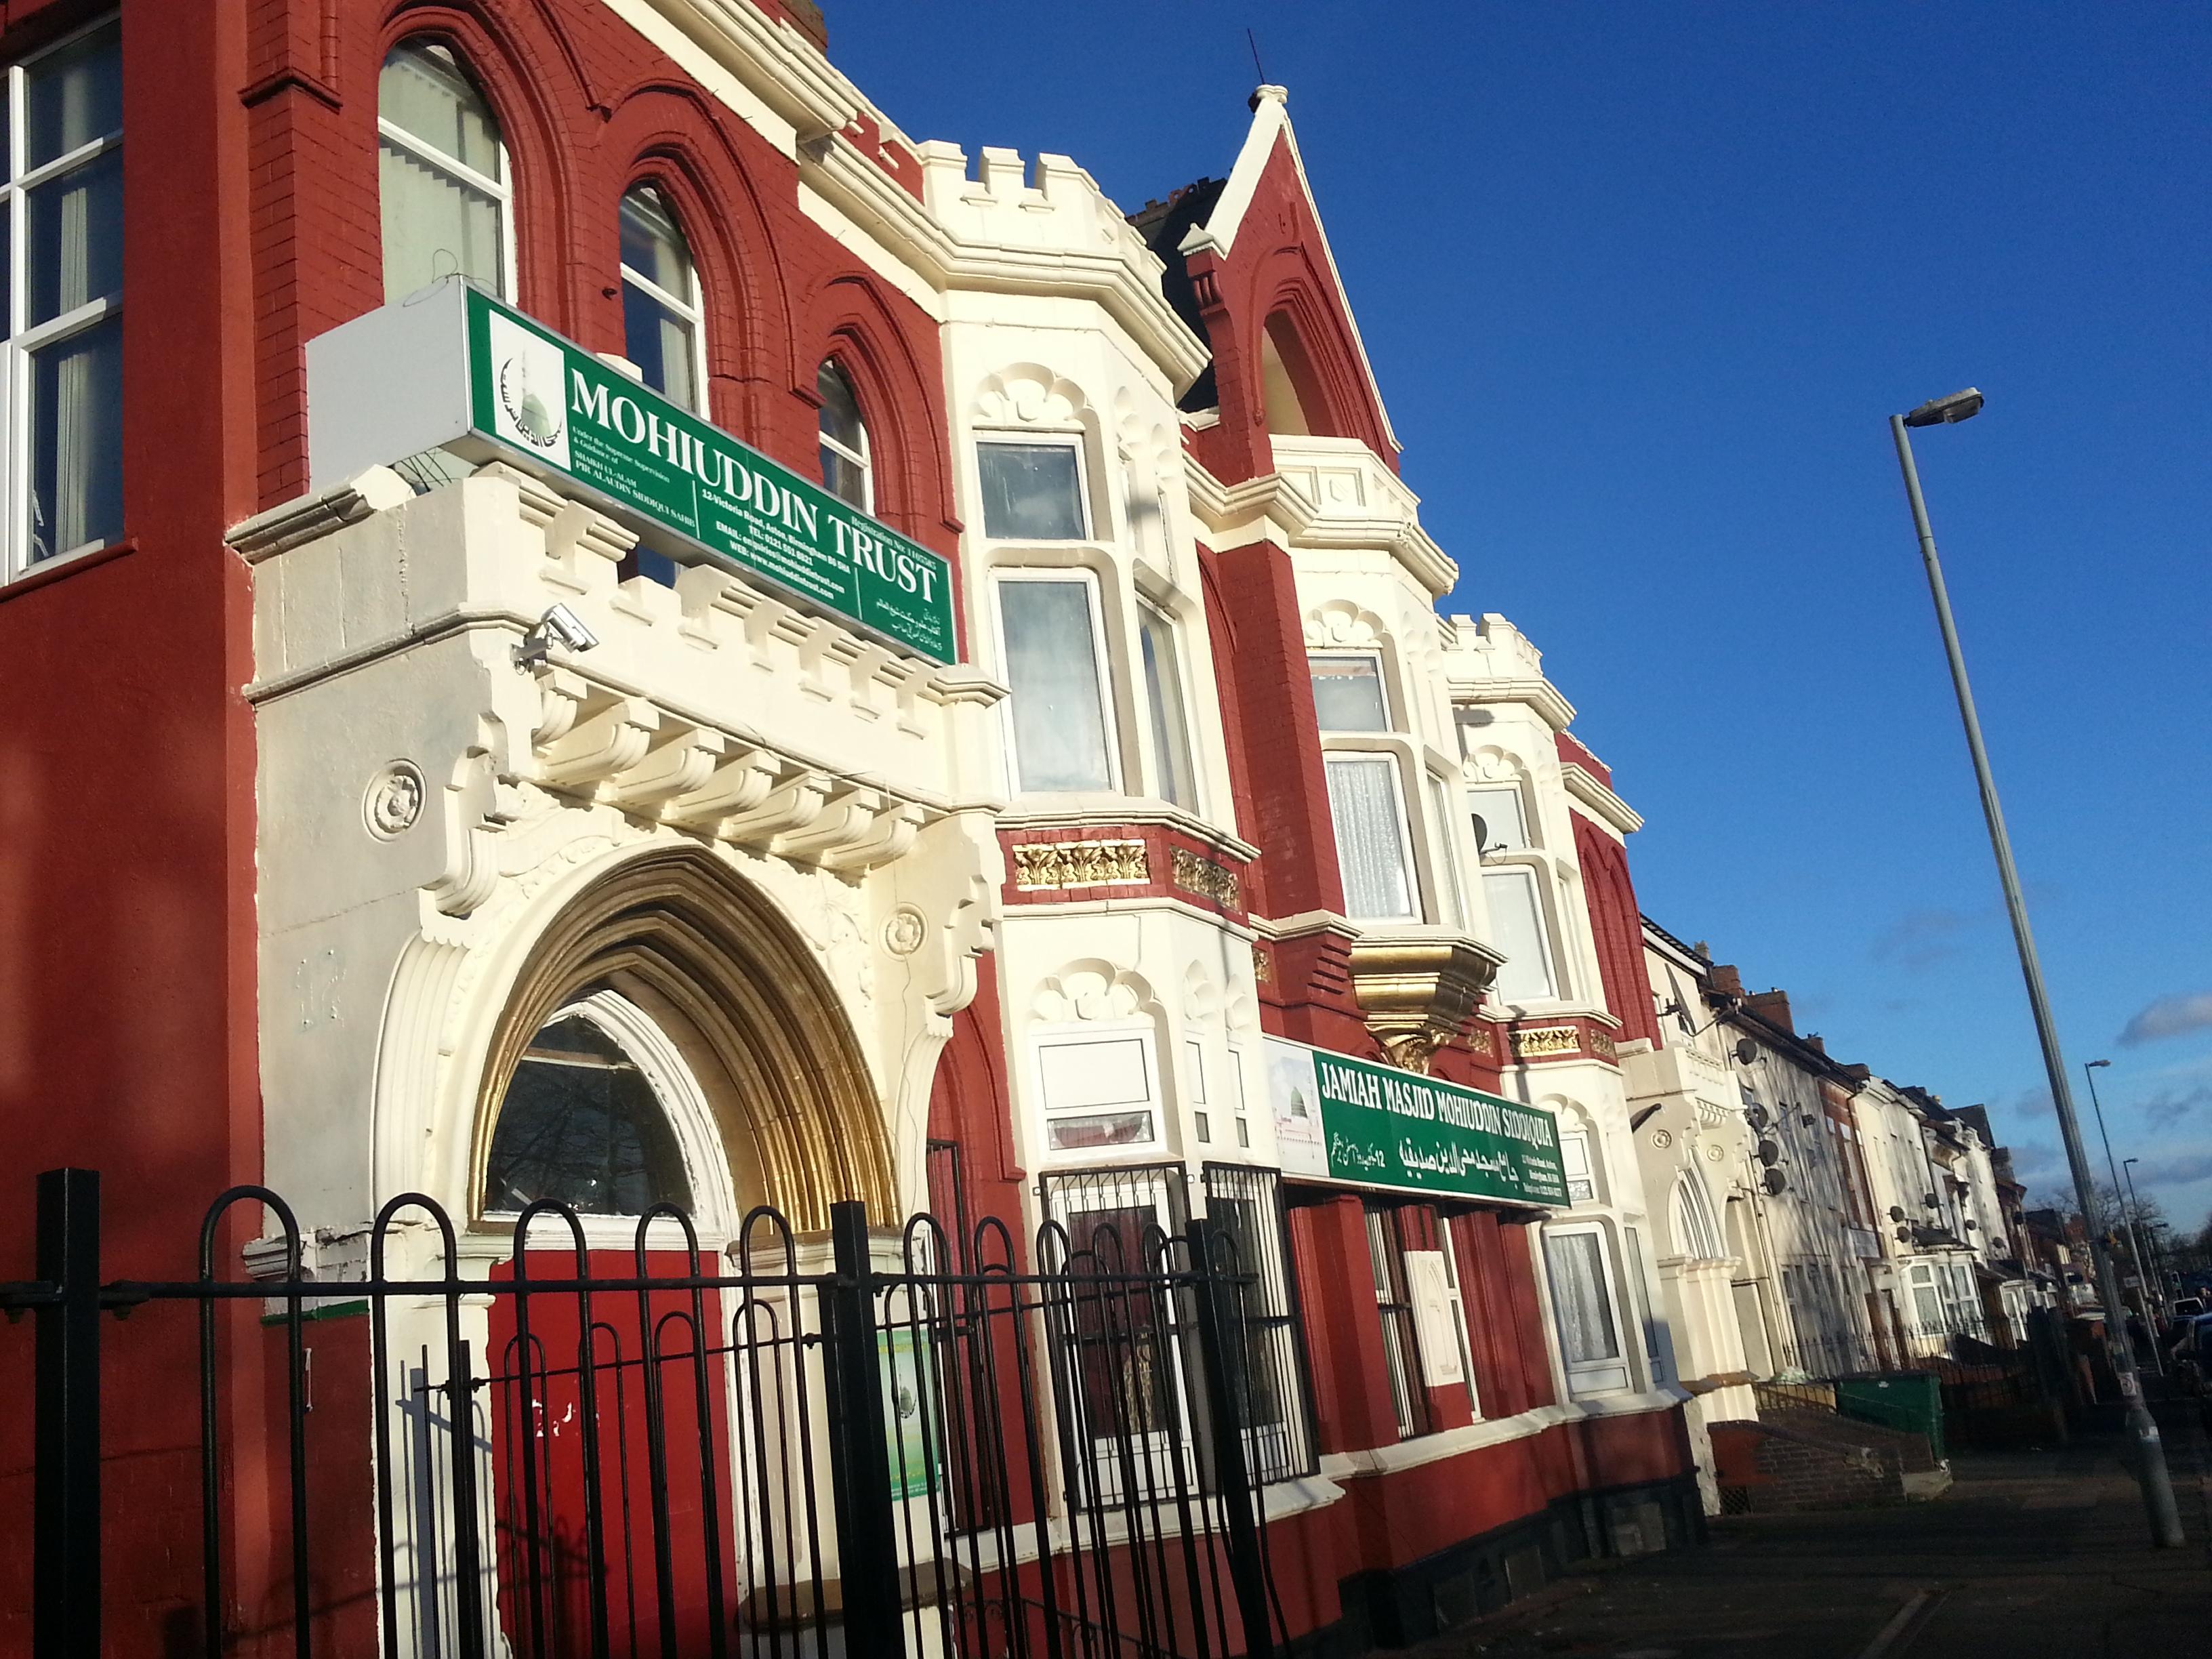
[2087,1059,2112,1070]
[1902,388,1984,428]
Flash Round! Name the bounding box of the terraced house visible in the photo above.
[10,3,2049,1656]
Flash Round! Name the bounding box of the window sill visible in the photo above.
[0,537,138,605]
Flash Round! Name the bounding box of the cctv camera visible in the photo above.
[542,604,598,652]
[515,603,600,668]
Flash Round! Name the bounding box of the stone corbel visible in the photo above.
[719,771,834,846]
[606,727,731,811]
[771,783,886,863]
[661,746,782,831]
[541,497,635,594]
[426,749,503,918]
[535,698,660,789]
[531,665,594,748]
[819,800,928,874]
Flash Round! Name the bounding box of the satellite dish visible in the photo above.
[1734,1038,1758,1065]
[1888,1206,1906,1222]
[1896,1223,1912,1242]
[1761,1168,1788,1196]
[1745,1103,1771,1131]
[1755,1139,1781,1167]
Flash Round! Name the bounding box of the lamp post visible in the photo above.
[2086,1059,2163,1372]
[1890,392,2182,1546]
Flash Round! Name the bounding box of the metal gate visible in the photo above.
[7,1168,1289,1659]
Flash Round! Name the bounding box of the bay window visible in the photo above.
[378,41,510,302]
[995,573,1115,794]
[618,185,704,411]
[1543,1223,1632,1395]
[1139,601,1197,808]
[977,438,1085,541]
[1325,754,1418,922]
[1482,865,1558,1002]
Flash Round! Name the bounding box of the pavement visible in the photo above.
[1412,1397,2212,1659]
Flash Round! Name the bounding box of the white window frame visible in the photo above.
[1541,1220,1633,1397]
[483,988,735,1251]
[990,566,1121,797]
[377,41,516,301]
[816,357,872,511]
[1185,1036,1210,1146]
[1136,596,1200,812]
[617,184,708,415]
[1465,782,1533,855]
[1436,1217,1481,1418]
[1481,862,1562,1004]
[1323,749,1422,923]
[0,13,125,585]
[1030,1021,1163,1162]
[1559,1128,1598,1206]
[1307,649,1393,733]
[975,430,1090,544]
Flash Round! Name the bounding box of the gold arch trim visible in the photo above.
[472,846,892,1231]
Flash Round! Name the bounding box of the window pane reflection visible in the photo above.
[486,1014,692,1217]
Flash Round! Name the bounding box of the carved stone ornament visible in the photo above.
[365,762,426,840]
[1010,838,1149,891]
[1512,1023,1581,1059]
[1347,937,1499,1075]
[1650,1128,1674,1149]
[1170,847,1241,909]
[882,905,928,957]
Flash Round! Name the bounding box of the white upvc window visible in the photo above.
[816,359,871,510]
[1542,1221,1632,1396]
[1308,652,1390,733]
[977,434,1086,541]
[1138,600,1199,809]
[1559,1129,1597,1205]
[1033,1025,1162,1156]
[1186,1038,1210,1145]
[0,16,124,583]
[378,41,512,302]
[1482,865,1559,1002]
[618,184,706,413]
[994,569,1118,795]
[1324,752,1420,922]
[1466,783,1531,854]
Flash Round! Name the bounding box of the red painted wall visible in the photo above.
[1571,812,1660,1048]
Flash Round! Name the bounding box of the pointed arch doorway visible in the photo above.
[470,847,891,1658]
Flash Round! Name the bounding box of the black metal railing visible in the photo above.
[4,1168,1293,1659]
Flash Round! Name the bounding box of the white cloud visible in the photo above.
[2119,991,2212,1047]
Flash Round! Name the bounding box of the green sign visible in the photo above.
[463,288,956,663]
[1265,1036,1567,1207]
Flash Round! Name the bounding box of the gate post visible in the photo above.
[821,1201,907,1657]
[1187,1216,1275,1659]
[34,1168,101,1659]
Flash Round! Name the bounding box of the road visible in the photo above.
[1414,1400,2212,1659]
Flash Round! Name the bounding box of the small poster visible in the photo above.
[878,1328,937,1499]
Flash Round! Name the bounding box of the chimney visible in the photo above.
[1805,1033,1826,1054]
[1709,963,1744,998]
[1745,989,1794,1034]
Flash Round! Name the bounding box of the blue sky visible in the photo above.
[825,3,2212,1226]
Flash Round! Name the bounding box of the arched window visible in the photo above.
[378,41,511,301]
[619,184,705,412]
[817,359,871,509]
[485,997,694,1217]
[1672,1175,1726,1260]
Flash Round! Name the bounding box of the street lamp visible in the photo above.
[2085,1059,2163,1372]
[2122,1155,2160,1326]
[1889,394,2183,1547]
